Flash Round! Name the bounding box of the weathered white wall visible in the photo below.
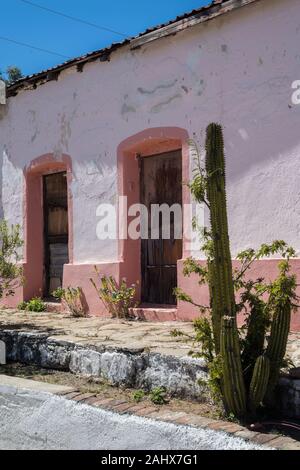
[0,0,299,263]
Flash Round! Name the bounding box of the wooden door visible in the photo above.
[43,172,69,297]
[140,150,182,305]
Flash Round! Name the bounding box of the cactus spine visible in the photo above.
[205,123,246,417]
[249,355,270,411]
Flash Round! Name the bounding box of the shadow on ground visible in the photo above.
[0,322,67,336]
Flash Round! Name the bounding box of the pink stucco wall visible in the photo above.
[1,0,300,327]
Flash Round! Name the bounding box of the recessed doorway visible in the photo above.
[140,150,182,304]
[43,172,69,297]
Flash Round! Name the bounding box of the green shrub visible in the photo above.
[26,297,46,312]
[52,286,87,317]
[18,297,46,312]
[149,387,168,405]
[90,270,137,319]
[52,287,65,300]
[63,287,86,317]
[17,301,28,311]
[0,220,23,298]
[132,390,145,403]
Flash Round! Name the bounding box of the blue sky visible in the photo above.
[0,0,210,77]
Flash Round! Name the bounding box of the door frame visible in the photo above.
[117,127,190,306]
[43,171,69,297]
[23,154,73,300]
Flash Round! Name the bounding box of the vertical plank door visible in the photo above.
[140,150,182,304]
[43,172,69,297]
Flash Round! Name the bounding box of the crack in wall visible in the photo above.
[150,93,182,113]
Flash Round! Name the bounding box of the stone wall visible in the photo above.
[0,329,208,400]
[277,377,300,419]
[2,328,300,417]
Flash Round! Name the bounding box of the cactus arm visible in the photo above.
[241,297,269,385]
[265,264,296,402]
[249,355,270,411]
[265,302,291,400]
[220,316,247,417]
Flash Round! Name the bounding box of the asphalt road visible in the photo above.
[0,386,269,450]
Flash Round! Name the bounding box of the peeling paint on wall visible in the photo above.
[1,149,23,235]
[121,103,136,116]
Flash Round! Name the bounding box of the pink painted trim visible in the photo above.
[22,153,73,300]
[63,262,119,316]
[117,127,190,302]
[177,258,300,331]
[2,256,300,331]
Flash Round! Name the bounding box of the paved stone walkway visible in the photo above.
[0,309,299,364]
[0,309,194,357]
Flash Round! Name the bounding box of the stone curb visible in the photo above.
[58,390,300,450]
[0,329,208,400]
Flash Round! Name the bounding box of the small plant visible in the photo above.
[90,269,137,319]
[133,390,145,403]
[26,297,46,312]
[17,301,28,311]
[52,287,65,300]
[52,286,87,317]
[0,220,23,298]
[63,287,86,318]
[149,387,168,405]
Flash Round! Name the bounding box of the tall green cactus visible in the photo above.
[205,123,235,352]
[205,123,246,416]
[179,123,297,419]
